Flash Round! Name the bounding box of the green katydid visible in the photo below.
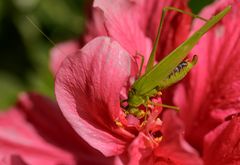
[124,6,231,118]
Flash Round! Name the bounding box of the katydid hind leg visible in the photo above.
[146,7,208,73]
[153,102,180,111]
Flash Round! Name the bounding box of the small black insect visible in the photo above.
[168,61,188,78]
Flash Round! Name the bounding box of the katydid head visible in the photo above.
[127,89,145,107]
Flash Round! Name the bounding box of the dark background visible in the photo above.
[0,0,214,109]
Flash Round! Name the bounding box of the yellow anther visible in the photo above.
[115,120,123,128]
[157,91,162,96]
[154,136,163,143]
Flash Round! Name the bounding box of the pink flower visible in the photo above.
[174,0,240,164]
[54,0,203,164]
[53,0,240,164]
[50,40,82,75]
[0,93,113,165]
[55,36,202,164]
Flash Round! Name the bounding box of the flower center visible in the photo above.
[123,93,162,123]
[115,92,164,143]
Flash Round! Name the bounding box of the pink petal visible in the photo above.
[84,8,108,42]
[50,40,81,75]
[135,111,202,165]
[116,133,158,165]
[127,133,151,165]
[0,154,27,165]
[93,0,152,66]
[16,92,112,164]
[0,109,75,165]
[203,117,240,164]
[174,0,240,151]
[55,37,137,156]
[152,111,203,165]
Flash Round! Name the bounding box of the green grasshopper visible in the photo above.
[123,6,231,118]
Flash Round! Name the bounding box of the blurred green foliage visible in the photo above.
[189,0,215,13]
[0,0,90,109]
[0,0,213,109]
